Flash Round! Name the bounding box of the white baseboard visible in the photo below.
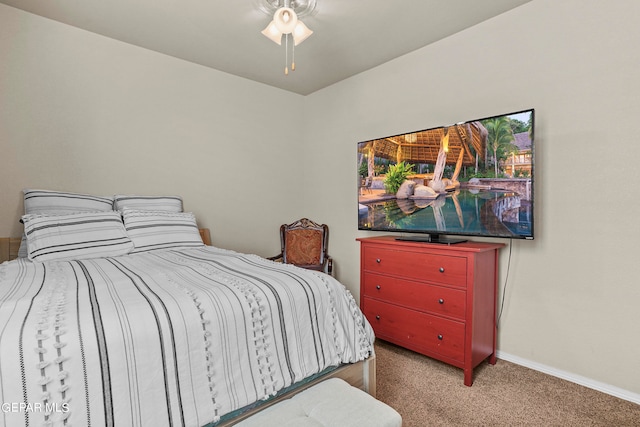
[496,351,640,405]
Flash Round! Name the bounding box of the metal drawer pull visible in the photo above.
[437,334,443,340]
[438,298,444,304]
[376,285,381,290]
[376,258,381,263]
[439,267,445,273]
[375,315,380,320]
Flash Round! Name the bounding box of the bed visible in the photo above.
[0,190,375,427]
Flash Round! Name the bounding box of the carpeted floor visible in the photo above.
[374,340,640,426]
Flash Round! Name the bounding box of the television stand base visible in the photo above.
[395,235,468,245]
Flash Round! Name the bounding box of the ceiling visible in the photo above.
[0,0,532,95]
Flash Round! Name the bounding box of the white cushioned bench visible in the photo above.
[235,378,402,427]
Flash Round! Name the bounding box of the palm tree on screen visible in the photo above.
[484,117,515,177]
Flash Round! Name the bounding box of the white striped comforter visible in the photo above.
[0,246,374,427]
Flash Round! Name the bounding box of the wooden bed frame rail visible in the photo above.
[199,228,212,246]
[0,237,21,263]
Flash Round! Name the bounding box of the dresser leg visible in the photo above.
[464,369,473,386]
[489,352,497,365]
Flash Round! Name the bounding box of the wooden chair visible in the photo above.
[359,176,373,195]
[269,218,333,275]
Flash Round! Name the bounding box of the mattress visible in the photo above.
[0,246,374,427]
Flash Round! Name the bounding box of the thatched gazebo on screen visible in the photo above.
[360,121,489,190]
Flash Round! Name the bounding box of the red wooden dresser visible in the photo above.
[358,236,504,386]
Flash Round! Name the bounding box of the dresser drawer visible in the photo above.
[363,246,467,287]
[362,272,466,319]
[363,298,464,363]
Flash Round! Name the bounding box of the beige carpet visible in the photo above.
[375,340,640,426]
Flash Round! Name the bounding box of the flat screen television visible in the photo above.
[357,108,534,243]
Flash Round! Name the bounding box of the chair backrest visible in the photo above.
[280,218,328,269]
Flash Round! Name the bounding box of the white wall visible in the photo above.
[303,0,640,397]
[2,0,639,401]
[0,3,306,255]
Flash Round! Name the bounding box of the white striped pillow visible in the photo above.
[23,189,114,214]
[18,189,115,257]
[22,212,134,262]
[114,195,183,212]
[122,209,204,253]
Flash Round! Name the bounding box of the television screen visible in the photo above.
[357,109,534,242]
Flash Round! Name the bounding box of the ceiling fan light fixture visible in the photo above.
[292,20,313,45]
[261,21,283,45]
[259,0,316,75]
[273,7,298,34]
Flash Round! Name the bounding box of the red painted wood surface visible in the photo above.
[357,236,504,386]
